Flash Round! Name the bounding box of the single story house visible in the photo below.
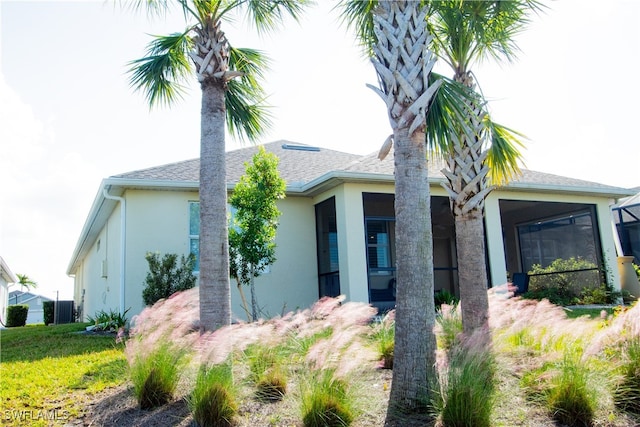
[1,256,17,327]
[67,141,636,321]
[8,290,53,325]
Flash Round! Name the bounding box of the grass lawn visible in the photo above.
[0,323,126,426]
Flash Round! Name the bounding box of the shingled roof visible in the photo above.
[112,140,362,187]
[111,139,632,197]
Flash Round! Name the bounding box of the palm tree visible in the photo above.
[129,0,308,332]
[428,0,542,334]
[341,0,442,417]
[15,274,37,291]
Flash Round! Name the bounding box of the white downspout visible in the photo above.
[103,188,126,314]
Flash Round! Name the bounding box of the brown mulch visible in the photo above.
[69,368,400,427]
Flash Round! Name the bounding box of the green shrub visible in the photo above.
[244,344,288,401]
[188,363,238,427]
[130,341,185,410]
[7,305,28,327]
[142,252,197,306]
[436,340,496,427]
[87,308,129,331]
[526,257,601,305]
[435,289,459,307]
[43,301,54,325]
[301,369,354,427]
[613,337,640,415]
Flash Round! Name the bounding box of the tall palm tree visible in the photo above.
[16,274,37,291]
[129,0,308,332]
[428,0,542,334]
[342,0,442,417]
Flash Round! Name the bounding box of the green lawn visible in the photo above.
[0,323,127,426]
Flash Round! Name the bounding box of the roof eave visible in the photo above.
[66,178,199,275]
[499,182,636,199]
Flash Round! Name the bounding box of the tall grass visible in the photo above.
[129,340,185,409]
[613,337,640,415]
[301,369,355,427]
[435,331,496,427]
[188,362,238,427]
[546,351,597,427]
[244,343,288,401]
[369,312,395,369]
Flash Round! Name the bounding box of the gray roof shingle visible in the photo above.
[111,140,631,195]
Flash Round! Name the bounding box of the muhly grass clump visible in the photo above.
[586,302,640,416]
[129,340,187,409]
[370,311,395,369]
[188,362,238,427]
[125,290,380,421]
[434,329,496,427]
[244,343,289,401]
[301,368,355,427]
[435,303,463,352]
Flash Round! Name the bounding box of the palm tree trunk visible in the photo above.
[455,210,490,334]
[199,79,231,332]
[387,127,437,416]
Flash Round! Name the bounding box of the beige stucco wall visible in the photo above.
[75,203,122,321]
[230,196,319,320]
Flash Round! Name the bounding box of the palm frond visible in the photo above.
[125,0,171,17]
[128,31,194,107]
[336,0,378,57]
[425,73,477,155]
[241,0,311,35]
[225,46,272,142]
[225,80,272,143]
[484,117,527,185]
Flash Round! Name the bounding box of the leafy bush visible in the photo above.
[142,252,197,306]
[301,369,354,427]
[435,289,459,307]
[613,337,640,415]
[436,337,496,427]
[43,301,54,325]
[244,344,288,401]
[87,308,129,332]
[188,363,238,427]
[525,257,601,305]
[6,305,28,327]
[130,341,185,409]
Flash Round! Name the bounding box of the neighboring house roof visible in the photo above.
[8,291,52,305]
[67,140,636,275]
[0,257,18,284]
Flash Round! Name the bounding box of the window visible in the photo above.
[517,211,598,272]
[189,201,200,272]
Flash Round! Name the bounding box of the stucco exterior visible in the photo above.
[68,141,635,321]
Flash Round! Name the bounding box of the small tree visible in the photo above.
[142,252,197,306]
[229,147,286,322]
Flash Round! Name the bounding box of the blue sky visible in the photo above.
[1,0,638,300]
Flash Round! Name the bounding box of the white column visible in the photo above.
[334,184,369,303]
[484,194,508,287]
